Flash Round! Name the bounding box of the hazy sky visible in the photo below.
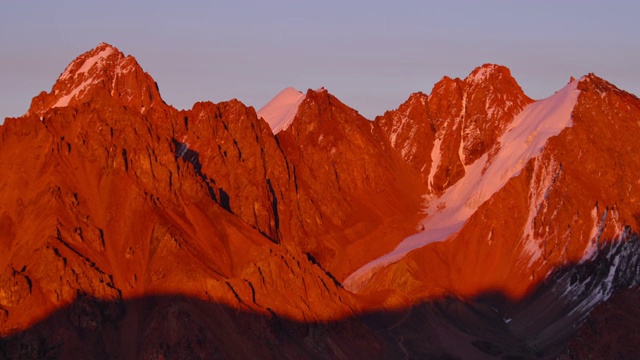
[1,1,639,122]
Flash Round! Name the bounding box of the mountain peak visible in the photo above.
[401,91,428,108]
[28,43,163,116]
[465,63,514,85]
[375,64,534,194]
[57,42,121,83]
[257,87,305,134]
[578,72,632,97]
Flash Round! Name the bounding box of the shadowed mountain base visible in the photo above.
[2,236,639,360]
[561,287,640,359]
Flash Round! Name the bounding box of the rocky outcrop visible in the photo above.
[376,64,532,194]
[174,100,290,243]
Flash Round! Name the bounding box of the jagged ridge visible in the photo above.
[2,43,640,358]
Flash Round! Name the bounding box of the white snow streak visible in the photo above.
[52,78,95,108]
[518,158,561,267]
[54,44,117,108]
[427,137,442,188]
[344,79,582,292]
[60,45,114,81]
[77,47,114,76]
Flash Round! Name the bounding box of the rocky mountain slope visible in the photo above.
[1,43,639,359]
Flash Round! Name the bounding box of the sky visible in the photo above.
[1,1,639,123]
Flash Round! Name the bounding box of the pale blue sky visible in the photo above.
[1,1,639,122]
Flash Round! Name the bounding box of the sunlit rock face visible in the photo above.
[1,43,640,358]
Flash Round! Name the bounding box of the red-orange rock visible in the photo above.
[2,43,640,358]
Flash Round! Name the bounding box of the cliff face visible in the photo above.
[2,43,640,359]
[376,64,532,194]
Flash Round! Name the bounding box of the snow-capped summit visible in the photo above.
[257,87,305,134]
[58,42,118,83]
[28,42,162,116]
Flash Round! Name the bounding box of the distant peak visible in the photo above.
[277,87,304,97]
[257,87,305,134]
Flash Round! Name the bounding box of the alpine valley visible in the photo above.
[1,43,640,359]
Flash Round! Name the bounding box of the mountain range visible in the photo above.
[1,43,640,359]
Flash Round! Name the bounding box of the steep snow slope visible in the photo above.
[257,87,305,133]
[345,79,581,291]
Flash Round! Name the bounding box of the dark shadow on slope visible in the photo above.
[2,235,640,360]
[561,286,640,359]
[171,138,233,214]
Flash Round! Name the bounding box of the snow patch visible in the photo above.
[400,124,417,158]
[257,87,305,134]
[388,114,406,148]
[77,47,114,75]
[344,79,582,292]
[60,45,115,81]
[54,44,119,109]
[457,90,469,167]
[387,114,418,161]
[52,78,96,108]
